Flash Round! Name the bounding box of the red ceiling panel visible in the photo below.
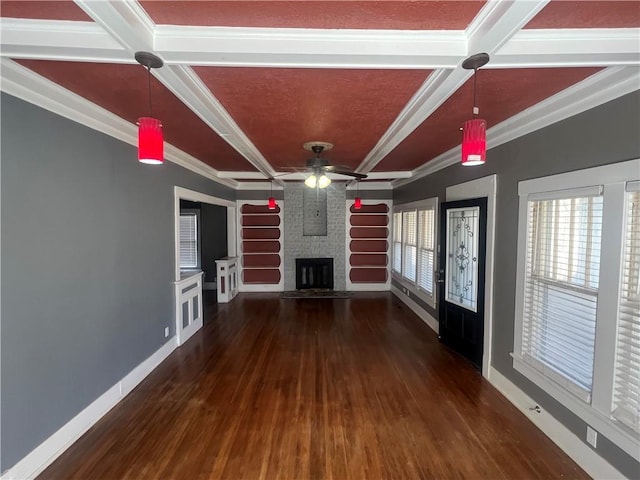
[14,60,255,171]
[0,0,92,21]
[140,1,485,30]
[195,67,430,171]
[526,1,640,29]
[374,67,603,172]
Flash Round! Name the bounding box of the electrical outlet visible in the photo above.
[586,426,597,448]
[164,327,170,338]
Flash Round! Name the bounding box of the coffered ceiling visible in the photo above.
[1,1,638,189]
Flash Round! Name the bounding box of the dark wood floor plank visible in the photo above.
[38,292,588,480]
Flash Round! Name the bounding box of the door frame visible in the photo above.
[445,174,496,379]
[173,186,236,283]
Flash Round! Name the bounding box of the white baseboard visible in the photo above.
[2,338,178,480]
[238,283,284,292]
[391,285,439,334]
[346,282,391,291]
[488,366,626,480]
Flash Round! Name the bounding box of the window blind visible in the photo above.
[403,211,417,282]
[612,189,640,432]
[393,212,402,273]
[417,208,435,294]
[522,193,603,401]
[179,214,198,268]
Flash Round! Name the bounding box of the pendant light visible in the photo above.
[135,52,164,165]
[461,53,490,167]
[353,180,362,210]
[268,180,277,210]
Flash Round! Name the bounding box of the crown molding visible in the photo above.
[235,182,284,191]
[392,66,640,189]
[0,58,238,189]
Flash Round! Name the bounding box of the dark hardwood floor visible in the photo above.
[39,292,587,479]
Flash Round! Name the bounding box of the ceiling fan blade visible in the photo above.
[325,168,368,179]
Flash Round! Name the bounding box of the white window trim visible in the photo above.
[393,197,438,308]
[513,158,640,459]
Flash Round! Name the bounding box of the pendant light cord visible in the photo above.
[472,68,478,118]
[147,65,153,117]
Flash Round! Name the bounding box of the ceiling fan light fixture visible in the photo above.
[135,51,164,165]
[304,174,317,188]
[461,53,489,167]
[318,174,331,189]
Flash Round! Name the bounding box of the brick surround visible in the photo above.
[283,183,346,290]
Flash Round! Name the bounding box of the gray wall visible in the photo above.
[394,90,640,478]
[201,203,228,282]
[283,182,347,290]
[0,93,235,471]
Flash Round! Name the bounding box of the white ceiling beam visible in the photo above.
[355,0,550,175]
[493,28,640,67]
[466,0,549,55]
[3,19,637,70]
[154,64,277,176]
[154,26,466,68]
[0,18,129,62]
[74,0,155,52]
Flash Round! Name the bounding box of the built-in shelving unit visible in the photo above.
[239,203,283,289]
[347,201,391,290]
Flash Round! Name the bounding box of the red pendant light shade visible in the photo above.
[135,51,164,165]
[461,118,486,166]
[138,117,164,165]
[353,180,362,209]
[461,53,490,167]
[268,179,277,209]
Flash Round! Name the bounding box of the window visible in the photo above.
[393,212,402,273]
[403,211,417,282]
[513,159,640,458]
[418,208,435,295]
[612,183,640,433]
[393,198,438,306]
[179,212,199,268]
[521,189,603,401]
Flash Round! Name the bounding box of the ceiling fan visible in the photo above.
[292,142,368,188]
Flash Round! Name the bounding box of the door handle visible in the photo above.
[436,269,445,283]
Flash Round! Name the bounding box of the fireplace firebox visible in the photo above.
[296,258,333,290]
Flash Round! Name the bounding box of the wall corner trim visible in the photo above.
[487,366,627,480]
[391,285,439,334]
[1,338,178,480]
